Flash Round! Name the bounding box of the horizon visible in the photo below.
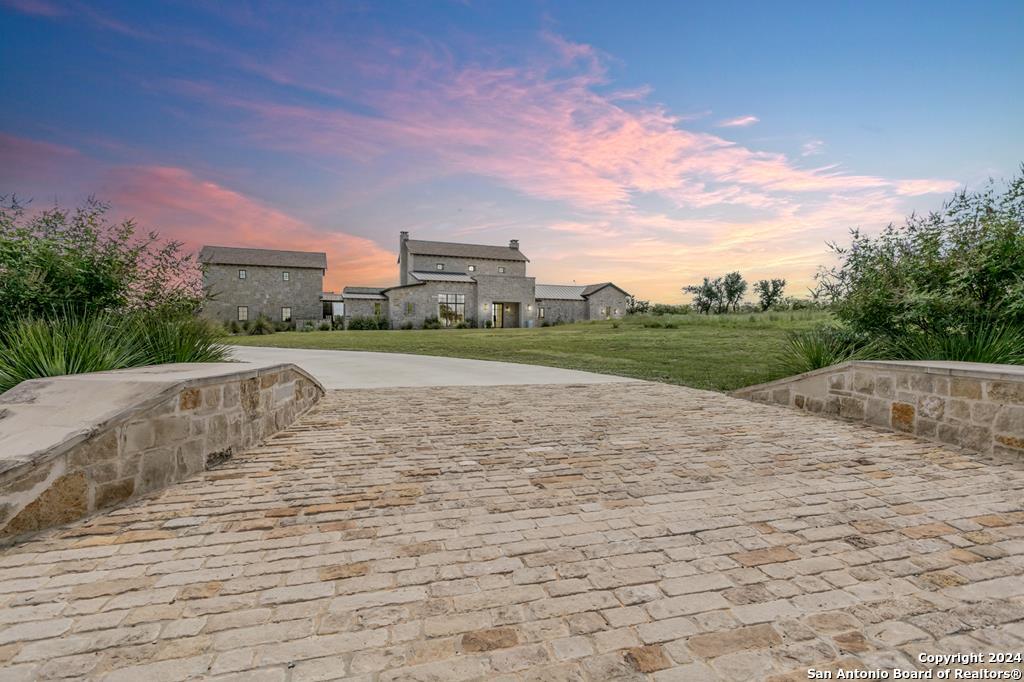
[1,1,1021,302]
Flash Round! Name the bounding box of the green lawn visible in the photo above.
[227,310,830,392]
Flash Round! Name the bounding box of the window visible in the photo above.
[237,306,248,321]
[405,301,415,315]
[374,302,383,316]
[467,265,476,272]
[282,271,290,281]
[281,307,291,322]
[498,266,506,274]
[238,269,246,280]
[539,307,545,319]
[436,263,444,270]
[437,293,465,327]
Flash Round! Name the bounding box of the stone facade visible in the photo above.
[199,246,326,328]
[346,233,628,329]
[734,360,1024,457]
[537,298,588,325]
[0,363,323,542]
[585,285,629,321]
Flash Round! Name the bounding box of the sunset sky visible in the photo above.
[1,1,1021,301]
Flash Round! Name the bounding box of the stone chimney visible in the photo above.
[399,231,410,285]
[509,239,519,250]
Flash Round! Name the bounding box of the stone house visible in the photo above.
[199,246,327,328]
[341,232,630,329]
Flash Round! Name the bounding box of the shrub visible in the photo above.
[318,321,331,331]
[248,316,275,335]
[131,310,230,365]
[642,320,664,328]
[0,196,203,325]
[350,313,385,329]
[454,321,470,329]
[817,168,1024,336]
[650,304,689,316]
[626,296,650,315]
[400,321,414,330]
[273,320,294,332]
[778,326,877,375]
[884,322,1024,365]
[540,320,550,327]
[612,321,620,329]
[422,316,442,330]
[227,320,243,334]
[484,320,493,329]
[0,309,230,394]
[331,315,345,330]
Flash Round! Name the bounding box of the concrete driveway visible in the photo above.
[229,345,634,389]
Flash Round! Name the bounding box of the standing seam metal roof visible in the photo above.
[199,245,327,269]
[405,239,528,262]
[410,271,477,283]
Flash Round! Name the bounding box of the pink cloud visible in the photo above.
[100,166,395,291]
[717,115,760,128]
[0,0,64,17]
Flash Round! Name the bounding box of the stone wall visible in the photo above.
[585,286,629,320]
[733,360,1024,458]
[202,263,324,327]
[0,362,323,542]
[537,298,588,324]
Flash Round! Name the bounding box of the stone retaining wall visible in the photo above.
[733,360,1024,458]
[0,362,323,542]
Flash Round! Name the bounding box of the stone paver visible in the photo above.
[1,381,1023,681]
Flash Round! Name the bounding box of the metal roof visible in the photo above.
[535,284,586,300]
[411,271,476,283]
[199,245,327,269]
[321,292,344,302]
[342,286,388,300]
[405,239,528,262]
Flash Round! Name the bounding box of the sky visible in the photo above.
[1,1,1022,301]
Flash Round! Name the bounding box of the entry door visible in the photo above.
[492,304,503,328]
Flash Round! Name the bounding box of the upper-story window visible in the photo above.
[237,306,248,321]
[282,272,290,281]
[498,266,506,274]
[436,263,444,270]
[467,265,476,272]
[238,269,247,280]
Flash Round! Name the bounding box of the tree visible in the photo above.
[721,272,748,312]
[626,296,650,314]
[753,278,786,311]
[683,277,722,314]
[815,167,1024,336]
[0,196,203,325]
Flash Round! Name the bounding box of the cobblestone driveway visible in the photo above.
[2,382,1024,681]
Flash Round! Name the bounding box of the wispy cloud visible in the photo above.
[801,139,824,156]
[716,115,760,128]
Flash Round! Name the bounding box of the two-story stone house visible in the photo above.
[199,246,327,328]
[341,232,629,328]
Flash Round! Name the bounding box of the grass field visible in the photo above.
[228,310,830,392]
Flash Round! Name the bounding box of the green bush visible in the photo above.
[348,316,386,330]
[484,320,493,329]
[0,197,203,326]
[132,311,230,365]
[817,168,1024,337]
[400,321,414,330]
[778,326,877,375]
[227,320,243,334]
[650,304,689,316]
[422,317,442,330]
[318,321,331,331]
[884,322,1024,365]
[0,310,231,394]
[248,316,275,335]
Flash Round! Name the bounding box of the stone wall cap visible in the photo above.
[733,359,1024,397]
[0,360,323,482]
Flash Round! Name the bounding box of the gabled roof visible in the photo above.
[405,239,528,262]
[342,286,388,300]
[535,284,586,300]
[411,271,476,283]
[581,282,630,297]
[536,282,632,300]
[199,245,327,269]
